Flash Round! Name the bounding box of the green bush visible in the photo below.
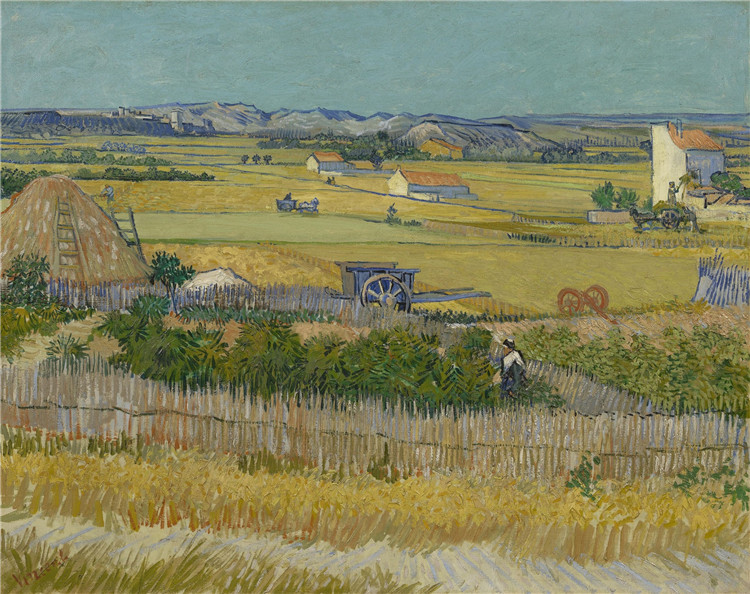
[517,324,750,415]
[1,167,52,196]
[3,253,50,307]
[1,303,93,362]
[590,182,616,209]
[179,305,335,325]
[590,182,640,209]
[46,333,89,362]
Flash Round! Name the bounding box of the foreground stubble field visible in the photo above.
[2,435,748,593]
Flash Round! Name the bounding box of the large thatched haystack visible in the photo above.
[1,175,150,283]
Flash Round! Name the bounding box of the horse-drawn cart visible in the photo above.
[332,261,490,312]
[276,193,318,213]
[629,204,699,232]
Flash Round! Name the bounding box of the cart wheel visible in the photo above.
[584,285,609,311]
[557,288,583,315]
[661,209,681,230]
[360,274,411,312]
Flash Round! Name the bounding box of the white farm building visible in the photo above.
[387,169,476,201]
[651,122,725,204]
[306,152,354,174]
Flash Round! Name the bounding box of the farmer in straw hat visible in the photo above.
[500,337,526,397]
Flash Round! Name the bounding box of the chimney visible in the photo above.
[676,119,683,137]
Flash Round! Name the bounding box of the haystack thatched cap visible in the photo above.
[1,175,151,283]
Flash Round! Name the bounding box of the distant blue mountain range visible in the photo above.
[2,102,747,150]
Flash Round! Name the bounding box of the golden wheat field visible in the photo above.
[2,432,748,592]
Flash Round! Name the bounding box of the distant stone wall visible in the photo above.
[587,209,631,224]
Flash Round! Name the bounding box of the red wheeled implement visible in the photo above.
[557,285,617,324]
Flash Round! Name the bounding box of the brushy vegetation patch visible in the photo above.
[1,147,171,167]
[179,304,337,325]
[517,324,750,416]
[1,167,52,196]
[1,254,94,362]
[1,427,747,564]
[99,299,519,408]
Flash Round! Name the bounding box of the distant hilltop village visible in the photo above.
[114,106,214,134]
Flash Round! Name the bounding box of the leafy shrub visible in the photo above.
[590,182,640,209]
[129,295,171,322]
[222,320,305,395]
[46,333,89,362]
[517,324,750,415]
[179,305,335,325]
[566,452,601,501]
[590,182,616,209]
[413,308,527,324]
[1,303,93,362]
[0,167,51,196]
[514,377,564,409]
[3,253,50,307]
[674,460,749,511]
[616,187,639,209]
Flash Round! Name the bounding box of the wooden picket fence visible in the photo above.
[506,231,749,250]
[511,213,566,225]
[693,252,750,307]
[2,361,746,481]
[46,277,351,314]
[426,219,749,250]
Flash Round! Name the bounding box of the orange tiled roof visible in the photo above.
[312,151,344,162]
[424,138,462,151]
[399,170,466,187]
[668,123,723,151]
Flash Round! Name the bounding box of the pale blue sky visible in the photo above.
[2,1,748,117]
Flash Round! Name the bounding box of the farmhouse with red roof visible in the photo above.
[306,151,354,174]
[388,169,477,201]
[651,121,725,204]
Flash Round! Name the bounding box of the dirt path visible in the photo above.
[3,512,748,592]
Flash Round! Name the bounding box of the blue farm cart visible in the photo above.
[334,261,491,312]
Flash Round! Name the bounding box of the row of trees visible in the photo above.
[2,148,171,167]
[75,167,214,182]
[240,154,272,165]
[258,131,429,165]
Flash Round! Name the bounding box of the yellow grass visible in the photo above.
[142,243,338,287]
[289,242,703,312]
[2,444,746,562]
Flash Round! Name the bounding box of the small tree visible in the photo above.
[240,154,249,165]
[590,181,616,209]
[148,251,195,311]
[4,253,50,307]
[615,188,639,209]
[252,154,261,165]
[263,154,273,165]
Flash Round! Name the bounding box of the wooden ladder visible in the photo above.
[110,207,145,262]
[57,196,81,271]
